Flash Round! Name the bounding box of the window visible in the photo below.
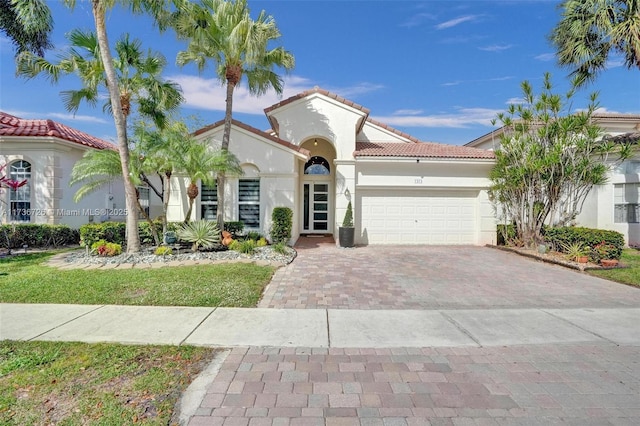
[304,156,330,175]
[9,160,31,222]
[614,183,640,223]
[138,186,150,218]
[201,181,217,220]
[238,179,260,228]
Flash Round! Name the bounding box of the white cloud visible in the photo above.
[372,107,501,129]
[479,44,513,52]
[505,97,526,105]
[435,15,479,30]
[400,13,435,28]
[393,109,424,116]
[48,113,109,124]
[534,53,555,62]
[441,76,513,87]
[170,74,384,114]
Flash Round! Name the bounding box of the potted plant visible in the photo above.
[592,241,620,267]
[338,201,355,248]
[561,241,589,263]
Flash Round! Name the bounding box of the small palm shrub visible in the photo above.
[154,246,173,256]
[177,220,220,251]
[90,239,122,257]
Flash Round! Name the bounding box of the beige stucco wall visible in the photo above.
[1,139,126,228]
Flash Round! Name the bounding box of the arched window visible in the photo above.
[304,156,330,175]
[9,160,31,222]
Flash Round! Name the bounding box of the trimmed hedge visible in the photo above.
[224,221,244,237]
[271,207,292,244]
[0,224,79,249]
[544,226,625,260]
[80,221,183,247]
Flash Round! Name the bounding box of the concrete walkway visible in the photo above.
[2,303,640,425]
[3,303,639,348]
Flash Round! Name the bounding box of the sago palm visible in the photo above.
[172,0,294,231]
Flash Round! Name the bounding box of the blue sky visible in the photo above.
[1,0,639,145]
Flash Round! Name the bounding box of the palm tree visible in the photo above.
[0,0,52,56]
[172,0,294,231]
[69,148,162,246]
[550,0,640,85]
[137,119,242,226]
[17,25,183,252]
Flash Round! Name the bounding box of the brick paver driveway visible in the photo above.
[259,241,640,309]
[189,240,640,426]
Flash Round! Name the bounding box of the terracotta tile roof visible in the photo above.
[193,118,310,157]
[365,118,422,143]
[0,111,113,150]
[354,142,495,160]
[264,87,370,115]
[604,132,640,144]
[592,113,640,121]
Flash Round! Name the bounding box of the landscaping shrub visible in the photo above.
[79,222,126,247]
[230,239,256,254]
[154,246,173,256]
[0,224,79,249]
[177,220,220,251]
[271,242,289,255]
[257,237,267,247]
[271,207,292,244]
[496,223,517,246]
[139,221,180,245]
[246,230,263,241]
[224,221,244,237]
[90,239,122,257]
[544,226,624,260]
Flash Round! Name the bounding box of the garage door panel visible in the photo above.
[360,190,478,245]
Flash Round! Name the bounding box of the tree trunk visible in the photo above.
[184,181,199,224]
[91,0,140,253]
[217,78,236,232]
[162,171,171,236]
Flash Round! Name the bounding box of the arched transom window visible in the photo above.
[304,156,330,175]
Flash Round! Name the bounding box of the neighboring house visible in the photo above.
[0,111,126,228]
[466,113,640,246]
[168,88,497,245]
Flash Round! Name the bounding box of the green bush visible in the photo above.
[544,226,624,260]
[342,201,353,227]
[496,223,518,246]
[271,242,289,255]
[271,207,292,244]
[154,246,173,256]
[246,230,262,241]
[90,239,122,257]
[230,239,256,254]
[138,221,180,245]
[224,221,244,237]
[79,222,126,247]
[0,224,79,249]
[257,237,267,247]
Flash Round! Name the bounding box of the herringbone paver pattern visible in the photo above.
[259,244,640,309]
[189,345,640,425]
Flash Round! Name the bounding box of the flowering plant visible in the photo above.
[591,241,621,261]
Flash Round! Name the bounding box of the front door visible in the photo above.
[303,181,331,233]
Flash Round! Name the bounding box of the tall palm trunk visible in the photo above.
[91,0,140,253]
[184,181,199,224]
[217,74,237,232]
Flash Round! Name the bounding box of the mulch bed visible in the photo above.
[489,245,622,271]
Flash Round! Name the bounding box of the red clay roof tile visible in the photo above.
[0,111,113,150]
[354,142,495,160]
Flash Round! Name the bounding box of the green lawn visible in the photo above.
[588,248,640,288]
[0,252,275,306]
[0,340,215,425]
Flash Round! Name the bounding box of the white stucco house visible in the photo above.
[167,88,497,245]
[466,113,640,246]
[0,111,126,228]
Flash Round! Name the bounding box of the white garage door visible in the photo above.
[360,190,478,244]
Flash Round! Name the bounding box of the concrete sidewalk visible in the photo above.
[2,303,639,348]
